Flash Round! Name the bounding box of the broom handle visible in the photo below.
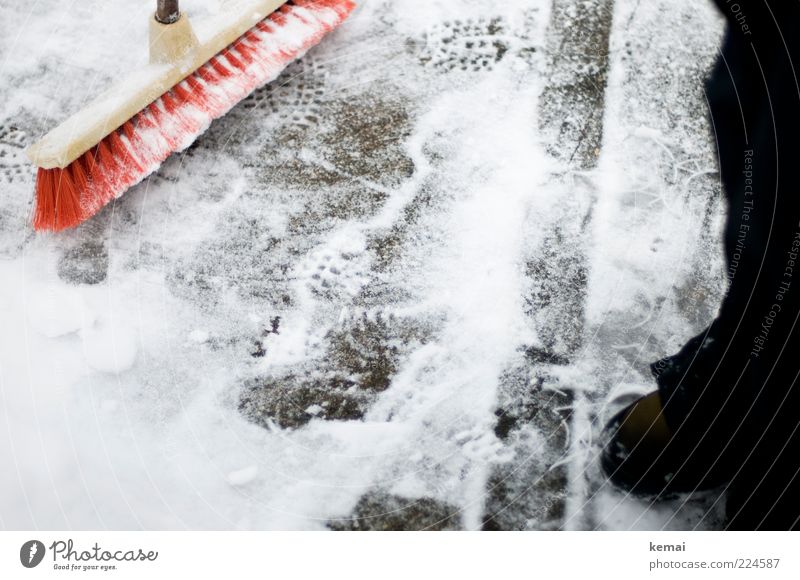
[156,0,181,24]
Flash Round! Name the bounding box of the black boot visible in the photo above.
[600,392,730,497]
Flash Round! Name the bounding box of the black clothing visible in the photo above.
[653,1,800,529]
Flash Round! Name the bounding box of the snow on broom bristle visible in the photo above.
[33,0,355,232]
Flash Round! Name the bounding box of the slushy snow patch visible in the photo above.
[27,287,95,338]
[81,323,138,374]
[227,465,259,487]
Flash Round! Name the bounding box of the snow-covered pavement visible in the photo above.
[1,0,729,529]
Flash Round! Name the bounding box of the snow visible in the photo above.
[188,329,210,343]
[81,323,138,374]
[226,465,259,487]
[0,0,729,530]
[27,286,95,338]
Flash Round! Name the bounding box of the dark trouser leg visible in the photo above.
[651,17,800,528]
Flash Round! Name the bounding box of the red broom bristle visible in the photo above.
[70,155,90,194]
[120,120,147,161]
[33,168,56,231]
[196,64,218,85]
[109,130,144,174]
[34,167,83,231]
[183,77,224,116]
[132,109,171,160]
[122,120,136,142]
[122,119,157,169]
[96,139,119,176]
[32,0,357,232]
[234,43,258,69]
[173,82,195,105]
[165,90,205,136]
[211,57,234,79]
[83,147,98,174]
[76,140,118,215]
[224,50,247,72]
[146,103,181,151]
[55,168,83,229]
[33,166,85,231]
[255,21,272,33]
[161,91,178,114]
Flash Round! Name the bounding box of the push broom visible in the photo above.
[27,0,355,231]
